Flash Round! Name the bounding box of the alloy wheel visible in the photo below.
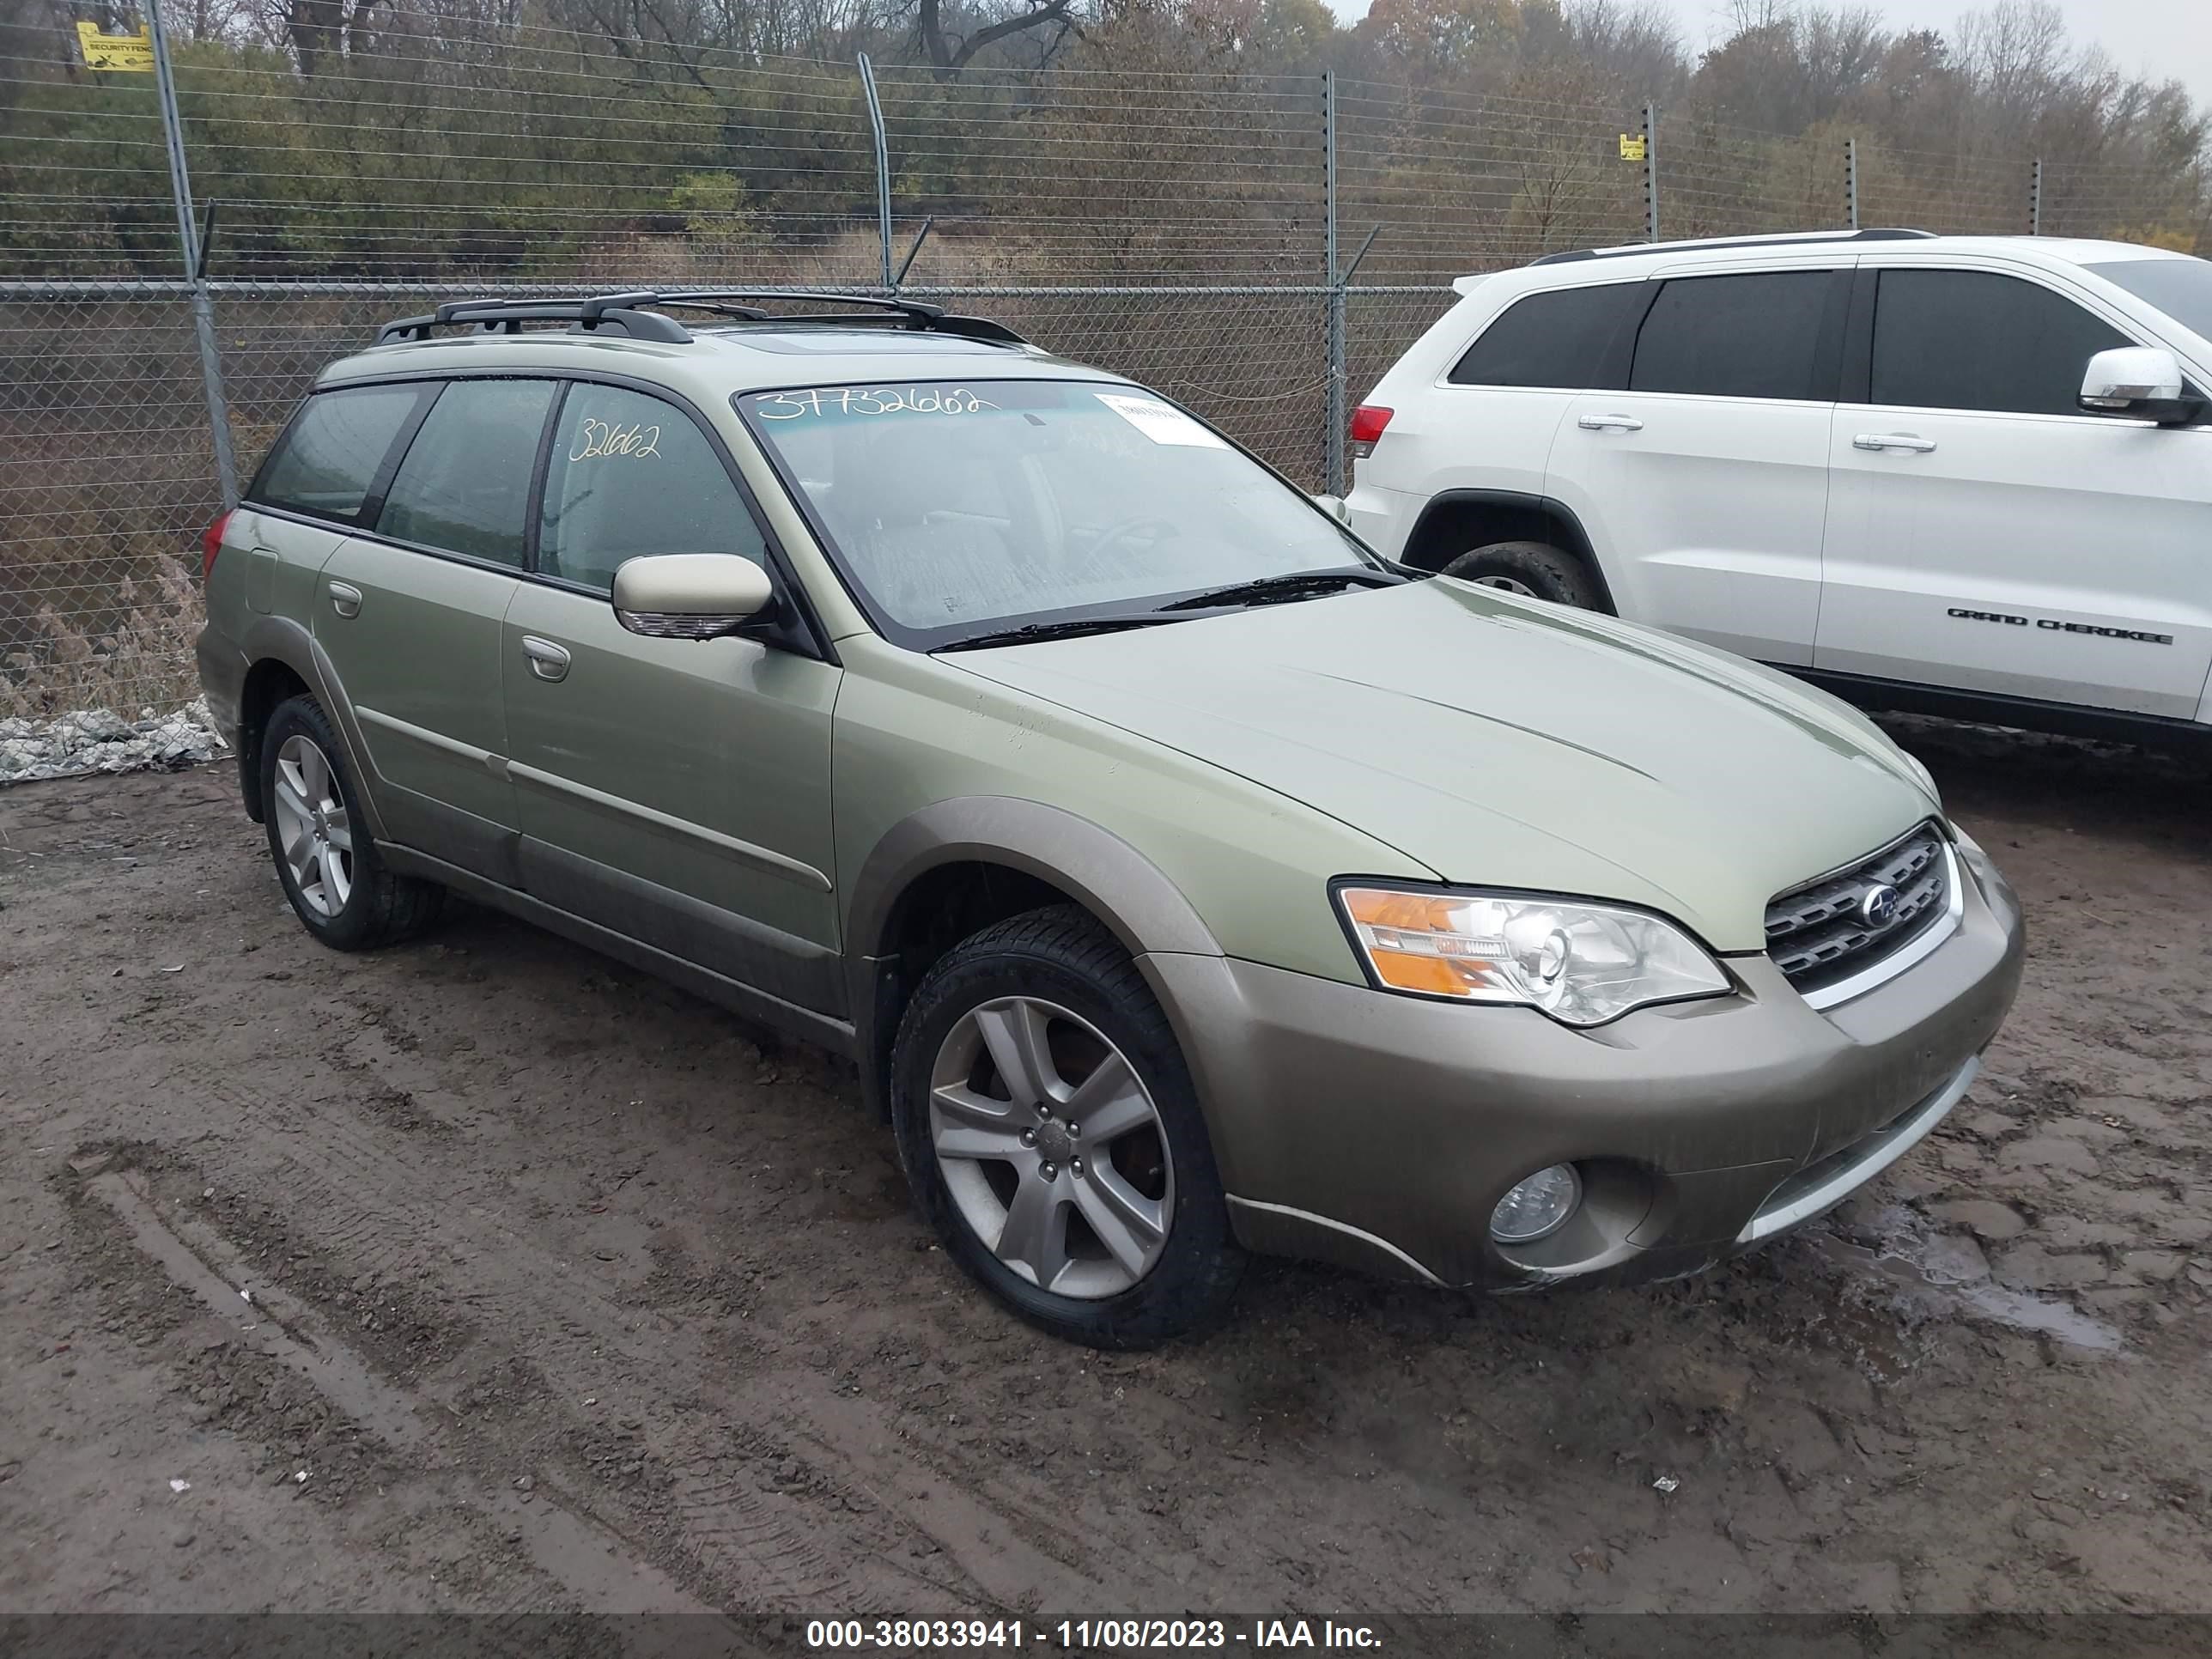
[929,995,1175,1298]
[271,733,353,917]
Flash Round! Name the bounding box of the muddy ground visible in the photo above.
[2,718,2208,1631]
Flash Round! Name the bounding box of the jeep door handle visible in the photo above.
[1577,413,1644,432]
[325,580,362,618]
[1853,433,1938,453]
[520,635,571,683]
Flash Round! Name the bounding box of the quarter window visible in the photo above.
[1630,271,1837,401]
[538,385,767,593]
[374,379,556,566]
[1871,270,2133,416]
[1449,283,1649,389]
[248,385,424,525]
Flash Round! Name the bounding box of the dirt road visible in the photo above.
[2,719,2207,1624]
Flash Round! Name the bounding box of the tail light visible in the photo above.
[201,508,233,583]
[1350,404,1394,459]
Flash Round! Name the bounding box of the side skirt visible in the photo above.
[379,842,860,1062]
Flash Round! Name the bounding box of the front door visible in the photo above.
[1552,266,1850,665]
[314,376,558,881]
[501,381,845,1017]
[1816,264,2212,720]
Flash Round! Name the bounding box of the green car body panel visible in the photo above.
[197,316,2024,1299]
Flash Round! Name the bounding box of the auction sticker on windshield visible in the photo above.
[1094,391,1229,447]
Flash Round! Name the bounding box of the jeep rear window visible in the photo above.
[1631,270,1836,401]
[1448,283,1649,389]
[248,384,424,525]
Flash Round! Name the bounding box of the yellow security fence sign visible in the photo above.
[76,21,155,71]
[1618,133,1646,161]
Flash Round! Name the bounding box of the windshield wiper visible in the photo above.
[1156,568,1403,612]
[934,613,1191,653]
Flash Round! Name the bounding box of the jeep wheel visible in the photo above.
[890,905,1244,1346]
[261,695,443,951]
[1442,539,1601,609]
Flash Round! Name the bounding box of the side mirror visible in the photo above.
[1311,493,1353,527]
[611,554,775,640]
[2078,346,2198,425]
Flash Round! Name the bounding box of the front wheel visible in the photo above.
[1441,539,1601,609]
[890,905,1245,1346]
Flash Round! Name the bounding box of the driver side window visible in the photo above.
[1870,270,2133,417]
[538,385,767,593]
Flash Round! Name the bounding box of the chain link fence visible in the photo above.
[4,9,2207,718]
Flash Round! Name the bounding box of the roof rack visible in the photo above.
[1528,228,1936,266]
[375,289,1028,347]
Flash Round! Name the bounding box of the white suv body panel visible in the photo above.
[1351,234,2212,737]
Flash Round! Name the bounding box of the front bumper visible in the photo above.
[1146,841,2024,1289]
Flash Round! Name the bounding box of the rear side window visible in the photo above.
[1871,270,2133,416]
[538,384,767,593]
[374,378,557,567]
[1631,271,1836,400]
[1449,283,1650,389]
[249,385,423,525]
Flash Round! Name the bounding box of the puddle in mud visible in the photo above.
[1810,1206,2124,1355]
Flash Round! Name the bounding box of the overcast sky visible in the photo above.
[1322,0,2212,106]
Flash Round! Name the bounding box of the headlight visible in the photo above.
[1335,884,1730,1026]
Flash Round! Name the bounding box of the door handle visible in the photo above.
[520,635,571,684]
[1577,413,1644,432]
[1853,433,1938,453]
[326,580,362,618]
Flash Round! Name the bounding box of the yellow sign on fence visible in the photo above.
[76,21,155,71]
[1619,133,1646,161]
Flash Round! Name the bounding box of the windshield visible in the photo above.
[737,380,1380,649]
[2086,257,2212,343]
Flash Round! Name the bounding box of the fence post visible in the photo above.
[1845,137,1860,230]
[1642,103,1660,242]
[1323,70,1346,498]
[2031,157,2044,235]
[857,52,893,290]
[146,0,238,509]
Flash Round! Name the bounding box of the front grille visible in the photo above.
[1765,821,1952,996]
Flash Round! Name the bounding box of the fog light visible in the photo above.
[1490,1164,1581,1244]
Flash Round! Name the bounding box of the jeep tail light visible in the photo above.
[1350,404,1393,459]
[201,508,232,583]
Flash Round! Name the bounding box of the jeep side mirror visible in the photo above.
[1311,493,1353,527]
[611,554,775,640]
[2078,346,2199,426]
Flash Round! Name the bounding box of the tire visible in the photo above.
[260,694,444,951]
[889,904,1246,1347]
[1441,539,1601,609]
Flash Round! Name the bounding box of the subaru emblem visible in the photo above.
[1860,884,1901,928]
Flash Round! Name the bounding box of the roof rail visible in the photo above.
[1528,228,1936,266]
[375,289,1027,347]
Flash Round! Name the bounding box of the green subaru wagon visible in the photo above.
[197,291,2025,1346]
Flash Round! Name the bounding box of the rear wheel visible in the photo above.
[1441,539,1600,609]
[890,905,1244,1346]
[261,695,443,951]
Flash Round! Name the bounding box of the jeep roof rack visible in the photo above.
[1528,228,1936,266]
[375,289,1028,347]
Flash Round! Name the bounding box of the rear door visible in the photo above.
[1553,264,1850,665]
[500,380,844,1018]
[1815,264,2212,719]
[316,376,559,882]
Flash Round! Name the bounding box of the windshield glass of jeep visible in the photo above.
[738,380,1377,649]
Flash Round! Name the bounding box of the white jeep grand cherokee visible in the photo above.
[1347,229,2212,746]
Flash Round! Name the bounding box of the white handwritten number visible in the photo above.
[569,418,661,461]
[754,386,1000,420]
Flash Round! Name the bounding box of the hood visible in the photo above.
[942,580,1938,953]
